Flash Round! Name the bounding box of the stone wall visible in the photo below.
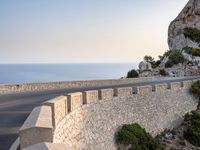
[0,77,154,95]
[19,79,199,150]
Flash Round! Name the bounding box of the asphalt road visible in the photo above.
[0,76,200,150]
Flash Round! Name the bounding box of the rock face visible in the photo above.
[138,61,152,72]
[168,0,200,50]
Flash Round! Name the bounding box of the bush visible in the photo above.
[184,111,200,147]
[159,69,168,76]
[191,80,200,97]
[183,47,200,57]
[117,123,163,150]
[165,60,174,68]
[191,48,200,57]
[184,27,200,43]
[168,50,185,64]
[154,60,161,67]
[163,50,185,67]
[127,69,139,78]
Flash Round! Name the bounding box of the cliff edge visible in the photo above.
[168,0,200,50]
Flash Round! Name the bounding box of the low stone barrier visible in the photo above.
[114,87,132,97]
[152,83,168,92]
[83,90,98,104]
[0,77,154,94]
[98,88,113,100]
[19,80,198,150]
[136,85,152,94]
[19,106,53,148]
[44,96,67,127]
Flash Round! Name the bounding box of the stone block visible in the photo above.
[83,90,98,104]
[98,89,113,100]
[67,92,83,112]
[182,80,193,89]
[44,96,67,127]
[153,83,168,92]
[114,87,132,97]
[136,85,152,95]
[169,82,182,90]
[19,106,53,149]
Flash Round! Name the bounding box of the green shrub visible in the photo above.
[127,69,139,78]
[117,123,163,150]
[165,60,174,68]
[184,27,200,43]
[159,69,168,76]
[191,80,200,110]
[183,46,193,54]
[168,50,185,64]
[163,50,185,67]
[154,60,161,67]
[184,111,200,146]
[191,48,200,57]
[191,80,200,97]
[183,47,200,57]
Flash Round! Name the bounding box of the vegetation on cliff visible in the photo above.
[184,46,200,57]
[184,111,200,147]
[163,50,185,67]
[159,69,168,76]
[191,80,200,109]
[143,55,161,69]
[117,123,163,150]
[184,27,200,43]
[142,50,185,69]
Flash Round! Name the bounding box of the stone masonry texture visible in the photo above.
[19,80,199,150]
[53,87,198,149]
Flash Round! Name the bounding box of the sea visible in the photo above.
[0,63,138,84]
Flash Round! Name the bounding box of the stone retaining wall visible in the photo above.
[0,77,154,94]
[19,79,199,150]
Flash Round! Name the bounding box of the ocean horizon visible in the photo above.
[0,63,138,84]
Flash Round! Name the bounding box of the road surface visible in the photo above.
[0,76,199,150]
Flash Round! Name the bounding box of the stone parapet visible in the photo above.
[44,96,67,127]
[83,90,98,104]
[153,83,168,92]
[19,106,53,149]
[67,92,83,112]
[169,82,182,90]
[114,87,132,97]
[136,85,152,95]
[182,80,193,89]
[18,79,197,149]
[98,88,114,100]
[0,77,154,94]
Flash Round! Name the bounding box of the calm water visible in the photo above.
[0,63,137,84]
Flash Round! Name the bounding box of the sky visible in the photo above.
[0,0,189,64]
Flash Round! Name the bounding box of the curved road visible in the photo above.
[0,76,200,150]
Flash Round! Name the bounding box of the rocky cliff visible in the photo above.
[168,0,200,50]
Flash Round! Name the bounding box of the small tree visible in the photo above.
[144,55,155,63]
[191,80,200,109]
[127,69,139,78]
[144,55,158,68]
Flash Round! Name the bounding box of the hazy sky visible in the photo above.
[0,0,189,64]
